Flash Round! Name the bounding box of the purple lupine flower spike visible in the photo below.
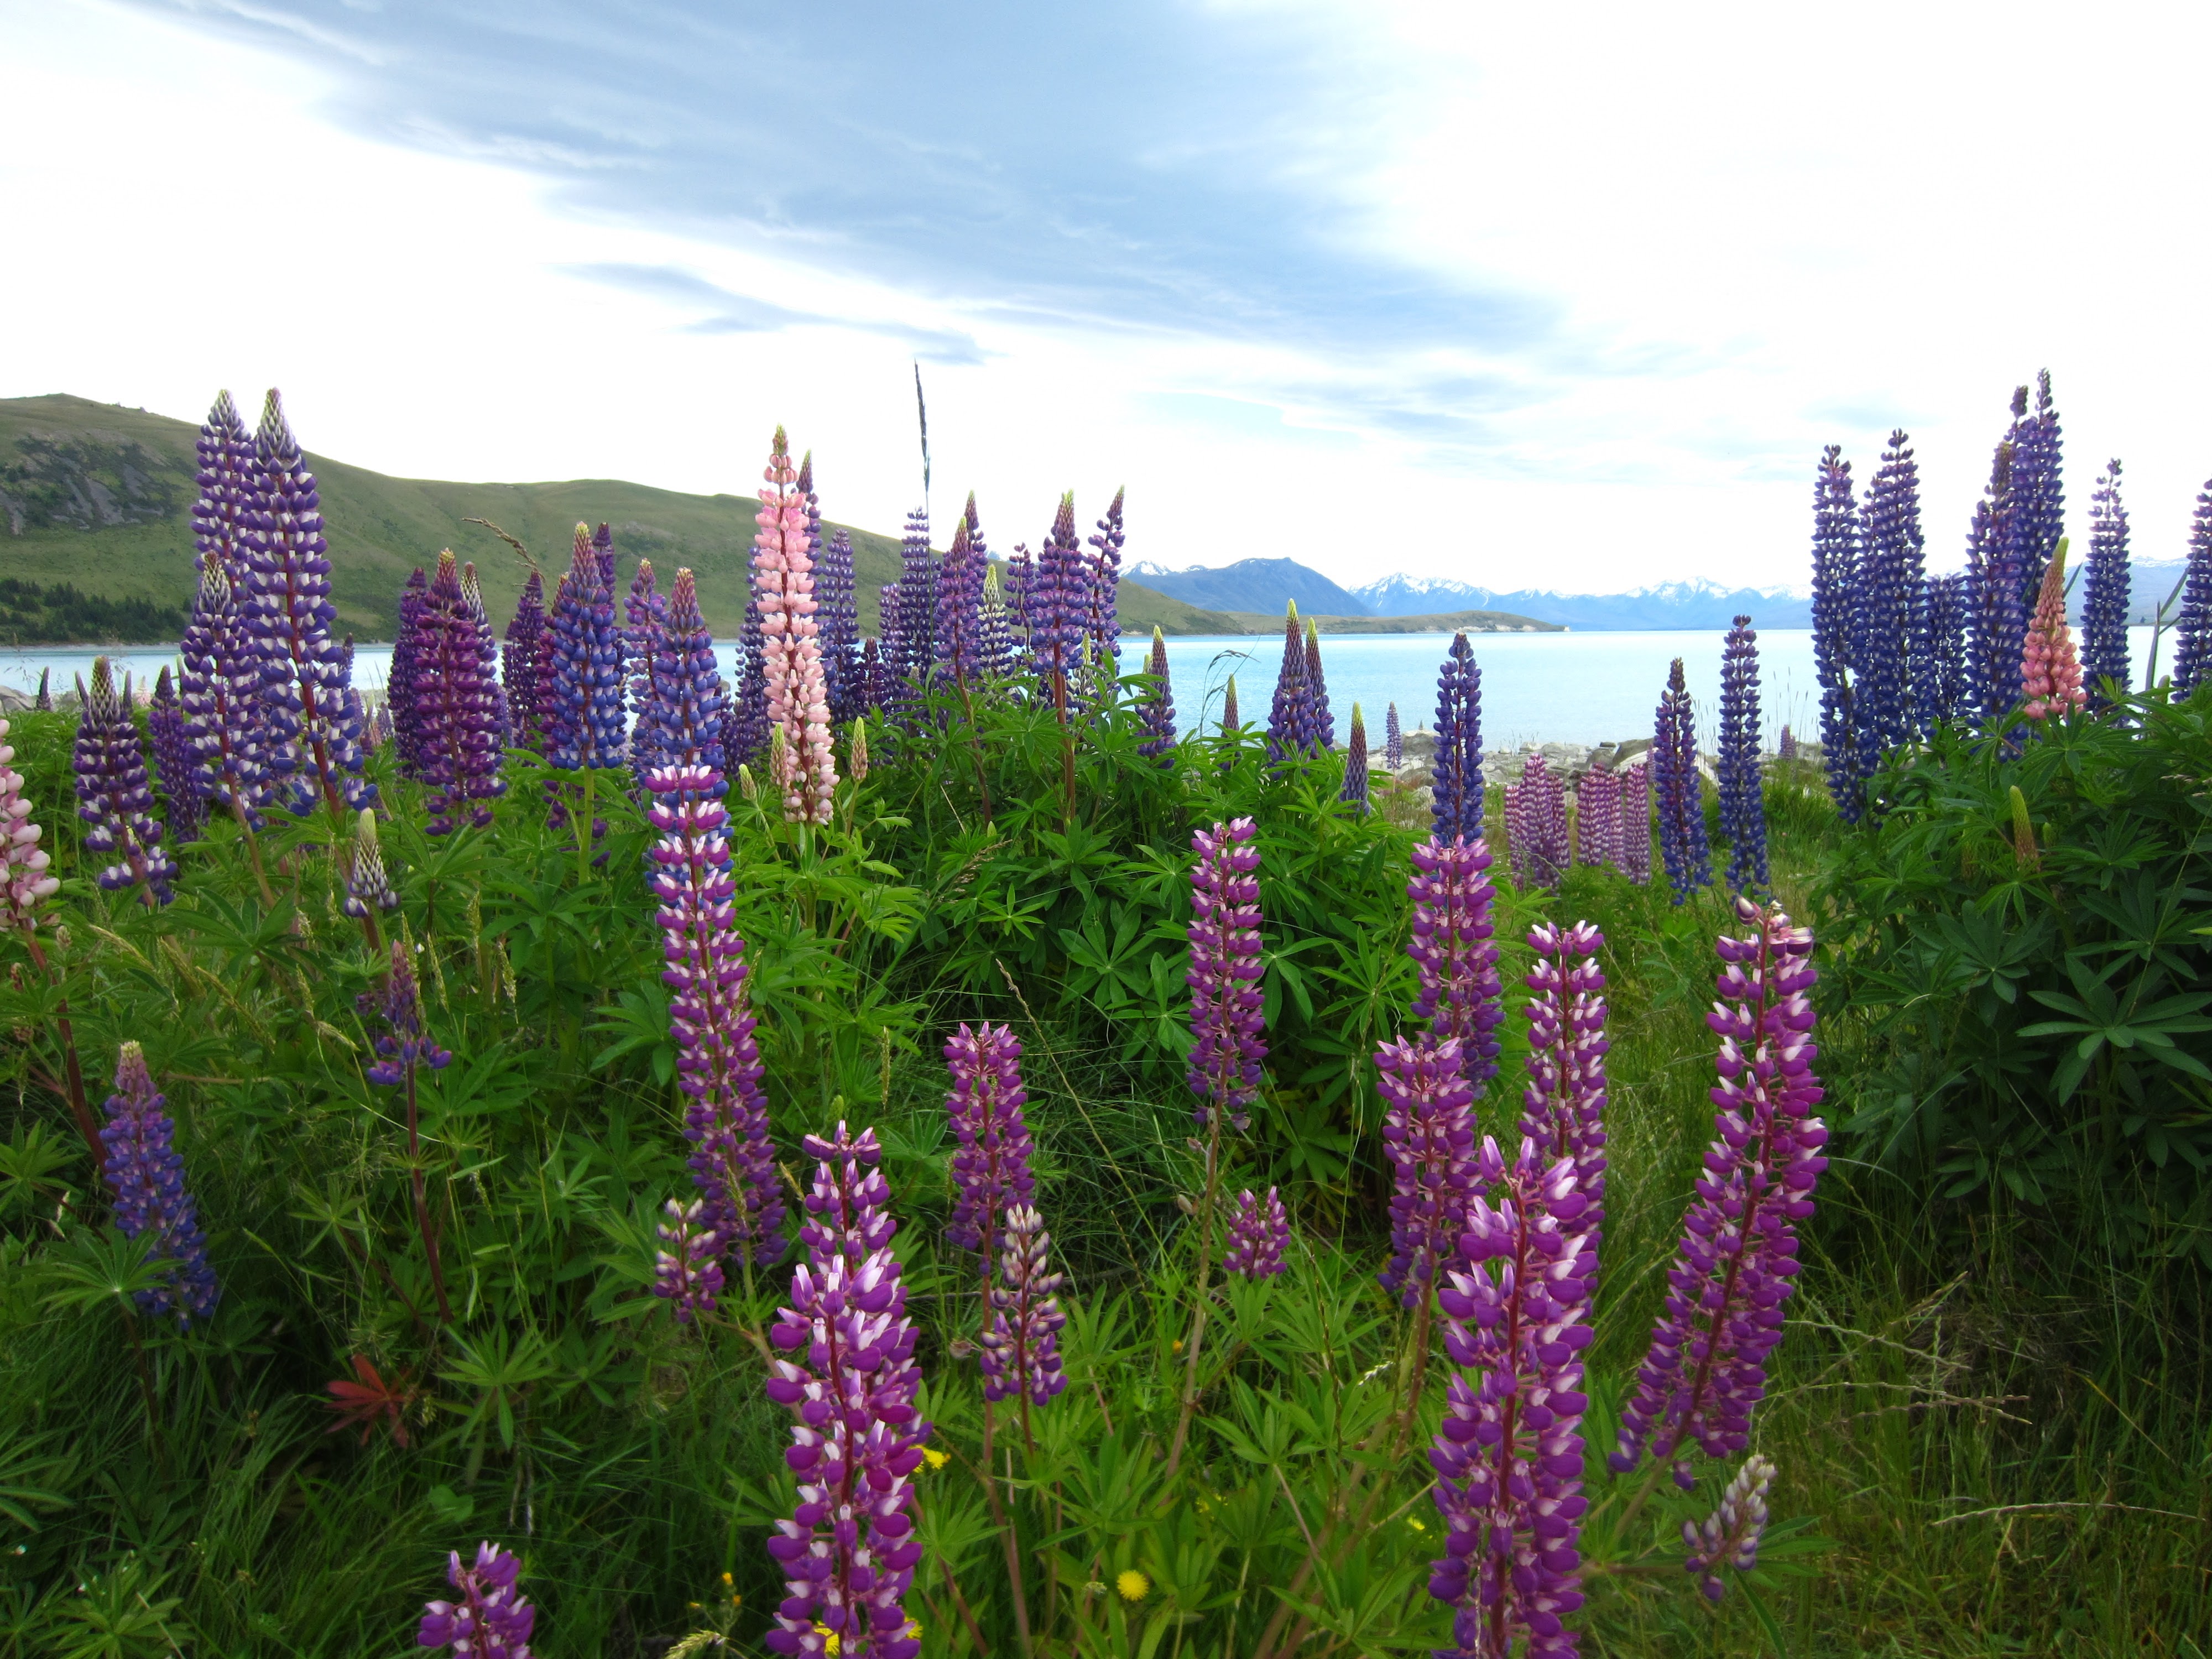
[625,558,666,704]
[936,517,985,686]
[343,807,399,918]
[1853,429,1926,769]
[651,1196,724,1323]
[1612,898,1826,1488]
[728,579,771,769]
[414,551,508,834]
[1505,753,1568,890]
[192,389,259,580]
[2004,370,2065,623]
[546,524,627,771]
[2082,461,2131,708]
[1431,632,1485,843]
[0,715,60,933]
[1085,487,1125,702]
[979,1204,1070,1405]
[1809,446,1864,818]
[634,568,726,779]
[418,1541,536,1658]
[1968,390,2030,719]
[1653,658,1710,904]
[243,390,373,818]
[764,1125,927,1659]
[857,636,887,717]
[818,527,863,723]
[1718,616,1768,894]
[1222,1187,1289,1279]
[179,556,268,828]
[1264,603,1310,766]
[1138,627,1176,762]
[895,505,938,699]
[1574,768,1620,870]
[592,520,617,591]
[147,666,203,845]
[100,1041,220,1326]
[1407,835,1504,1092]
[1520,920,1609,1281]
[979,562,1016,684]
[1222,675,1239,735]
[1025,497,1088,713]
[1340,701,1369,810]
[1428,1135,1594,1658]
[1620,758,1652,885]
[1922,575,1970,724]
[74,660,177,905]
[1385,701,1402,770]
[649,761,784,1267]
[1684,1453,1777,1603]
[2174,480,2212,697]
[1186,818,1266,1132]
[391,567,429,777]
[1302,618,1332,750]
[360,946,453,1084]
[1375,1035,1475,1306]
[943,1021,1037,1262]
[502,570,546,754]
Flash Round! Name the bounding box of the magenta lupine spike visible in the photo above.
[1186,818,1267,1132]
[1611,898,1826,1488]
[652,1196,725,1324]
[147,666,203,845]
[413,552,508,834]
[1619,760,1652,885]
[343,807,399,918]
[242,390,373,818]
[1375,1035,1477,1307]
[1520,921,1609,1284]
[942,1021,1037,1261]
[754,430,838,825]
[179,556,269,826]
[1429,1135,1594,1659]
[1506,754,1569,890]
[418,1542,536,1659]
[764,1125,927,1659]
[390,566,429,778]
[99,1042,221,1327]
[74,660,176,905]
[1684,1453,1777,1603]
[979,1203,1070,1406]
[502,570,546,753]
[2021,544,2086,721]
[1573,769,1619,871]
[1222,1187,1290,1279]
[0,716,60,934]
[1407,836,1505,1092]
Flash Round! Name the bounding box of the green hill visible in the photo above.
[0,394,1237,643]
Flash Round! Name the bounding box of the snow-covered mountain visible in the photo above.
[1354,574,1814,630]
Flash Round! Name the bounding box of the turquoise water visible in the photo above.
[2,627,2174,748]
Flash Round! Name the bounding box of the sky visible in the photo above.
[4,0,2209,595]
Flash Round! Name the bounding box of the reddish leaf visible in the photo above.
[324,1354,415,1448]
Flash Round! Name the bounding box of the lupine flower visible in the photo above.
[2021,543,2086,722]
[979,1203,1069,1406]
[942,1021,1036,1262]
[1222,1187,1288,1280]
[633,568,726,780]
[343,807,399,917]
[1519,921,1608,1280]
[1505,754,1568,890]
[1684,1454,1777,1603]
[754,430,838,825]
[1428,1136,1593,1658]
[859,637,892,717]
[1967,394,2028,719]
[936,516,985,687]
[1025,496,1089,709]
[1718,616,1768,894]
[2005,370,2065,610]
[652,1196,724,1323]
[74,660,176,905]
[1138,627,1176,762]
[729,585,771,769]
[418,1542,536,1659]
[1921,575,1971,726]
[1407,835,1504,1092]
[502,570,547,753]
[625,558,666,703]
[978,561,1015,684]
[1853,430,1927,772]
[0,716,59,933]
[1431,633,1485,844]
[1340,702,1369,810]
[390,566,429,777]
[1264,603,1310,766]
[1186,818,1266,1132]
[764,1125,927,1659]
[145,667,202,845]
[1575,769,1620,871]
[848,718,870,787]
[242,390,373,818]
[1002,543,1032,641]
[179,555,269,827]
[191,390,259,578]
[412,551,508,834]
[1085,487,1126,701]
[359,943,452,1085]
[1619,759,1652,886]
[648,762,785,1268]
[1777,726,1797,761]
[894,505,938,695]
[1375,1036,1475,1306]
[1612,899,1825,1488]
[1385,701,1403,769]
[545,524,628,771]
[1653,659,1710,904]
[99,1042,220,1327]
[2174,481,2212,697]
[2082,461,2131,707]
[1809,446,1863,818]
[33,671,50,713]
[1222,675,1240,734]
[1301,618,1332,752]
[818,526,864,724]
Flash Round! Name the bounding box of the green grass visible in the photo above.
[0,394,1240,641]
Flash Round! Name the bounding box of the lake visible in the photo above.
[1,626,2177,749]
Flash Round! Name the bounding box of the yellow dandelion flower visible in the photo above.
[1116,1569,1150,1603]
[922,1447,950,1470]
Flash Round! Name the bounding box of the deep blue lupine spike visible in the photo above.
[545,524,627,771]
[410,552,508,834]
[1809,446,1864,821]
[2082,461,2131,709]
[99,1043,220,1327]
[2006,371,2066,606]
[898,505,937,691]
[978,562,1015,682]
[1302,618,1332,752]
[1431,632,1484,843]
[635,568,726,777]
[147,666,202,845]
[1024,497,1088,711]
[727,582,770,768]
[502,570,547,753]
[1003,544,1033,644]
[1718,618,1768,894]
[1264,603,1307,767]
[74,659,178,905]
[1966,406,2023,719]
[936,517,986,686]
[624,559,666,713]
[1851,430,1926,784]
[1923,575,1970,724]
[1653,658,1710,904]
[179,552,269,828]
[390,567,429,779]
[1385,701,1402,769]
[2175,482,2212,696]
[1138,627,1176,763]
[817,513,863,724]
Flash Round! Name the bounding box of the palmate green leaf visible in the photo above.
[40,1227,168,1315]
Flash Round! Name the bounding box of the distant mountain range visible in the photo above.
[1127,557,1372,619]
[1354,573,1816,630]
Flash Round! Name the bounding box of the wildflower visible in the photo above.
[921,1447,948,1472]
[1138,627,1176,762]
[764,1126,927,1659]
[978,559,1015,684]
[73,658,177,905]
[753,429,837,824]
[943,1022,1036,1262]
[1024,495,1089,709]
[1504,753,1568,891]
[146,666,202,845]
[653,1196,725,1323]
[1221,675,1239,733]
[412,551,508,834]
[1520,921,1609,1284]
[390,566,429,775]
[632,569,727,780]
[2003,369,2066,634]
[2021,543,2086,721]
[1809,445,1861,815]
[2174,478,2212,696]
[979,1204,1070,1406]
[419,1542,535,1658]
[727,580,770,769]
[1611,899,1827,1488]
[1407,836,1504,1091]
[181,393,273,823]
[359,944,452,1085]
[1574,767,1621,872]
[892,505,938,696]
[1085,488,1126,703]
[1340,702,1369,811]
[1718,616,1768,894]
[1301,618,1332,754]
[819,524,864,723]
[544,524,628,774]
[1115,1570,1149,1603]
[1852,429,1927,765]
[1653,658,1710,903]
[935,515,986,686]
[1431,633,1485,843]
[0,715,60,932]
[343,808,399,917]
[1922,575,1972,726]
[1375,1034,1475,1306]
[1684,1453,1777,1603]
[99,1042,220,1327]
[502,570,547,753]
[1264,603,1313,766]
[1222,1187,1288,1280]
[1385,700,1404,769]
[1186,819,1266,1132]
[625,557,666,703]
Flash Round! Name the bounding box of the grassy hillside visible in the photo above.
[0,394,1233,641]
